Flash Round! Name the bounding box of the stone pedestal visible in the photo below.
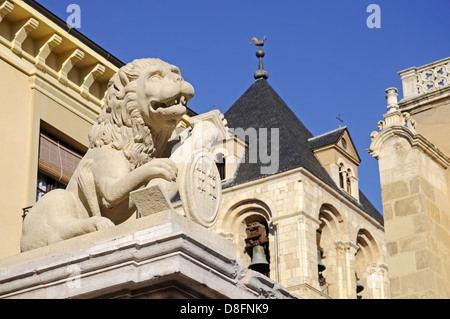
[0,210,298,299]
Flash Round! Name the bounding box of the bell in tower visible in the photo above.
[317,229,328,288]
[244,222,270,275]
[356,273,364,295]
[317,249,326,273]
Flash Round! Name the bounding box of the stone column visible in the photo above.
[268,221,280,283]
[348,175,359,201]
[335,241,359,299]
[272,213,303,289]
[272,210,324,298]
[298,212,321,289]
[367,263,390,299]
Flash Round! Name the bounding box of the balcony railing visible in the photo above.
[398,57,450,99]
[22,206,33,220]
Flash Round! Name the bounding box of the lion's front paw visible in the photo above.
[87,216,115,231]
[145,158,178,182]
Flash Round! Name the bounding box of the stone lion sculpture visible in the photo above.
[20,58,195,252]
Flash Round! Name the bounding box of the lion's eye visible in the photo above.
[148,73,162,81]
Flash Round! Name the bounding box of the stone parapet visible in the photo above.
[399,57,450,100]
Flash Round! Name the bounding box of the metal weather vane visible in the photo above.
[250,36,268,80]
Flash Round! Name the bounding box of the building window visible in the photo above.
[36,131,84,201]
[338,163,354,196]
[346,169,352,194]
[317,229,327,288]
[339,164,345,189]
[215,153,226,180]
[36,172,66,201]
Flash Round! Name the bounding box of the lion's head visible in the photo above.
[88,58,195,169]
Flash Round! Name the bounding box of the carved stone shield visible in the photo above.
[178,149,221,228]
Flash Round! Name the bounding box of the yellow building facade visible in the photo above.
[0,0,122,258]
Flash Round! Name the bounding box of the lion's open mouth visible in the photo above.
[151,95,188,111]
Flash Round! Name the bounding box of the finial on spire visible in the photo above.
[250,36,269,80]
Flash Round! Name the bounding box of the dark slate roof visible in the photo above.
[309,127,347,150]
[223,78,383,225]
[309,126,361,162]
[224,78,337,187]
[358,190,383,225]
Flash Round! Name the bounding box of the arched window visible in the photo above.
[220,199,273,278]
[215,152,226,180]
[243,215,270,276]
[338,162,355,197]
[318,204,344,298]
[355,229,382,299]
[346,168,352,194]
[317,228,327,288]
[339,163,345,189]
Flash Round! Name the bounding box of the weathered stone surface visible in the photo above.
[130,183,175,217]
[394,194,425,217]
[369,59,450,298]
[381,181,409,202]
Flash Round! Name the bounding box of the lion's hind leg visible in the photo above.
[51,216,115,244]
[21,189,114,252]
[20,189,75,252]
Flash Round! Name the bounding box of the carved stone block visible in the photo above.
[130,183,174,217]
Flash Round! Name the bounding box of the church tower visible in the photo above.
[211,38,389,299]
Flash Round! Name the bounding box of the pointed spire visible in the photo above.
[249,36,269,80]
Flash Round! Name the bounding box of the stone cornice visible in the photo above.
[399,86,450,115]
[223,166,384,230]
[0,0,120,110]
[271,210,321,226]
[369,125,450,169]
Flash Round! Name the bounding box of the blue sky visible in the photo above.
[35,0,450,214]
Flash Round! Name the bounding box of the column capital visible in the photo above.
[334,240,358,252]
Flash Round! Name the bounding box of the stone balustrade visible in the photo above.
[399,57,450,99]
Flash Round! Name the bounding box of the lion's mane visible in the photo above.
[88,58,172,169]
